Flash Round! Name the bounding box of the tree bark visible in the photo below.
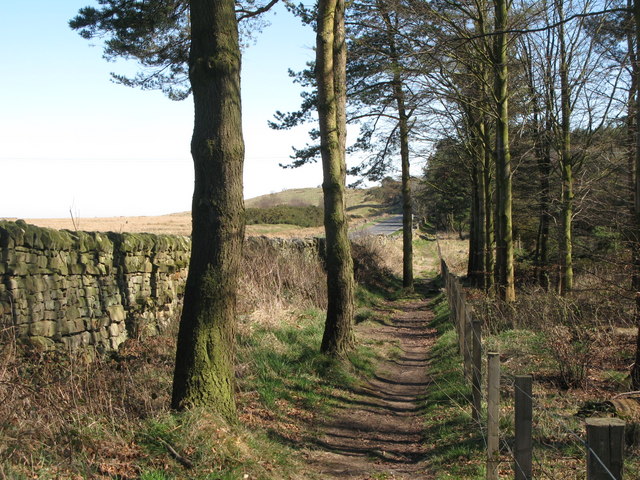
[630,0,640,389]
[476,1,495,292]
[171,0,244,416]
[397,84,413,290]
[493,0,515,302]
[317,0,355,357]
[467,124,486,288]
[378,3,414,290]
[557,0,574,295]
[523,34,552,290]
[482,119,495,292]
[628,0,640,293]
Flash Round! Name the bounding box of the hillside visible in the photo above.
[15,187,390,237]
[245,187,391,218]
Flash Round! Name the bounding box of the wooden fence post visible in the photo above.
[471,318,482,422]
[514,375,532,480]
[586,418,625,480]
[462,301,472,381]
[456,282,465,357]
[487,352,500,480]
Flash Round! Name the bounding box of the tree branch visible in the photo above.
[237,0,280,20]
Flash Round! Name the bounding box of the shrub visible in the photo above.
[544,323,596,389]
[245,205,324,227]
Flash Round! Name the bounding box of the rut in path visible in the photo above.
[305,291,437,479]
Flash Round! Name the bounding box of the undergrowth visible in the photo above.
[0,234,394,479]
[427,268,640,478]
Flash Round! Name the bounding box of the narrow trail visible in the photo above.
[305,287,437,479]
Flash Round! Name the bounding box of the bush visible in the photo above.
[245,205,324,227]
[544,323,596,389]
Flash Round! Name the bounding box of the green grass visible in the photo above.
[422,291,485,479]
[238,307,379,413]
[246,205,324,227]
[245,187,391,219]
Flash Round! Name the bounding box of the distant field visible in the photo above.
[13,187,386,237]
[246,187,387,218]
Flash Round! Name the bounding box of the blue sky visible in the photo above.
[0,1,321,218]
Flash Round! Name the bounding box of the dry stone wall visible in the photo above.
[0,220,190,354]
[0,221,326,355]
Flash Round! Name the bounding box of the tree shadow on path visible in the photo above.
[304,278,439,479]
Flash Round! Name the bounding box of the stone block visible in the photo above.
[107,305,125,323]
[69,263,84,275]
[110,336,123,350]
[26,336,56,351]
[36,255,48,270]
[24,276,45,293]
[30,321,56,337]
[59,319,83,336]
[108,322,123,337]
[64,306,81,321]
[62,335,82,350]
[48,255,69,275]
[83,263,102,276]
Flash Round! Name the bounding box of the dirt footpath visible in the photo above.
[305,292,437,479]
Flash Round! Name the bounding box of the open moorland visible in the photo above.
[10,187,393,238]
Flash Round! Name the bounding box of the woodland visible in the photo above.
[66,0,640,425]
[3,0,640,477]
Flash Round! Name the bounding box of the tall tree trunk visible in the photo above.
[476,0,494,291]
[467,163,479,280]
[523,34,552,290]
[397,90,413,290]
[557,0,574,295]
[482,119,495,292]
[537,141,552,289]
[171,0,244,416]
[493,0,515,302]
[630,0,640,389]
[379,2,413,289]
[317,0,355,356]
[628,0,639,293]
[467,126,486,288]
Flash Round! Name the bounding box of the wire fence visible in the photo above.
[436,238,626,480]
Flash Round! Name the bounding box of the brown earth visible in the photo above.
[13,213,371,238]
[304,291,437,479]
[9,212,327,238]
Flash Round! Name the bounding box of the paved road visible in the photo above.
[352,214,404,237]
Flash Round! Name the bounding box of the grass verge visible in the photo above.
[422,292,485,479]
[1,236,396,479]
[0,306,382,480]
[424,282,640,479]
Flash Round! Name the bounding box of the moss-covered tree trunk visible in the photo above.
[317,0,355,357]
[536,135,552,290]
[523,34,552,290]
[171,0,245,416]
[630,0,640,389]
[467,122,487,288]
[476,1,495,292]
[483,122,495,292]
[628,0,638,295]
[493,0,515,302]
[557,0,574,295]
[397,86,413,290]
